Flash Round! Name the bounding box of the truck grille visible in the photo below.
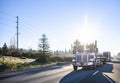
[76,54,88,62]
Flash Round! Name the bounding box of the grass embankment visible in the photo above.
[0,56,57,73]
[117,57,120,60]
[0,56,35,64]
[0,56,71,73]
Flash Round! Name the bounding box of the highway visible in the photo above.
[0,60,120,83]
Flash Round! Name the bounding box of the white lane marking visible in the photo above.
[103,74,114,83]
[93,70,99,76]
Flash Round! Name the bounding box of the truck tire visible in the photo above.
[73,65,77,70]
[83,66,88,70]
[93,61,96,69]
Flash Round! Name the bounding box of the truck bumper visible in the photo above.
[73,62,94,67]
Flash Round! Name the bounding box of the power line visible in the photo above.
[0,12,40,49]
[0,22,16,27]
[0,16,16,23]
[0,12,16,27]
[0,11,16,18]
[0,12,20,50]
[0,11,38,33]
[19,19,39,35]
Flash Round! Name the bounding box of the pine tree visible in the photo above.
[37,34,50,63]
[38,34,50,55]
[73,39,84,54]
[2,43,8,55]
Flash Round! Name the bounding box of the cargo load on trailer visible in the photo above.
[103,51,111,62]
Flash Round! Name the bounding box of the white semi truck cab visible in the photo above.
[72,52,102,70]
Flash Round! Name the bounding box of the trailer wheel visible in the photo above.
[73,65,77,70]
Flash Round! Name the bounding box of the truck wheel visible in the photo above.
[83,66,87,70]
[94,64,96,69]
[73,66,77,70]
[94,62,96,69]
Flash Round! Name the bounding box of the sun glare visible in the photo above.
[80,15,94,43]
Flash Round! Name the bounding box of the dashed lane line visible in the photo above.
[93,70,99,76]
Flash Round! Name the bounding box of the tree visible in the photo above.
[37,34,50,63]
[2,43,8,55]
[8,38,16,56]
[73,39,84,54]
[9,37,16,50]
[38,34,50,54]
[86,43,95,52]
[73,39,80,54]
[0,47,2,55]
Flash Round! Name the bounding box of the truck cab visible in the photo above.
[72,52,101,70]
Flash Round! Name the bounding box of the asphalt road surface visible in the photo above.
[0,60,120,83]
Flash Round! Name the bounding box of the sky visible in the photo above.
[0,0,120,55]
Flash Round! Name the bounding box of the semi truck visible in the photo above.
[72,52,102,70]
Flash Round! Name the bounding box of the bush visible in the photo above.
[17,64,25,70]
[0,63,27,72]
[0,63,16,72]
[35,53,49,63]
[0,64,8,72]
[49,56,64,62]
[64,57,72,62]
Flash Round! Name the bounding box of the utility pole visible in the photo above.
[16,16,19,50]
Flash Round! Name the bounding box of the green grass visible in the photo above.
[0,56,71,73]
[23,61,57,69]
[0,56,35,65]
[0,56,57,73]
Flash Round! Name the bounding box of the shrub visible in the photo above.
[35,53,49,63]
[64,57,72,62]
[49,56,64,62]
[0,63,8,72]
[17,64,25,70]
[0,63,27,72]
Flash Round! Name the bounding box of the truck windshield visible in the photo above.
[89,55,94,59]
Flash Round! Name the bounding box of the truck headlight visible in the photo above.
[72,59,75,62]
